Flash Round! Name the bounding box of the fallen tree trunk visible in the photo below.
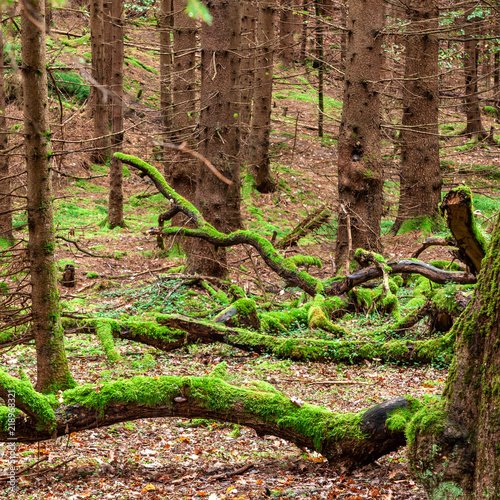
[275,205,331,249]
[116,153,477,296]
[440,186,487,274]
[157,314,454,365]
[0,370,420,470]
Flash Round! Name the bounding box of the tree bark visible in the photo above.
[21,0,74,393]
[107,0,124,228]
[393,0,442,234]
[169,0,197,200]
[440,186,487,275]
[0,13,12,242]
[314,0,324,137]
[463,6,487,139]
[239,0,256,144]
[280,0,295,66]
[89,0,110,164]
[186,0,242,278]
[408,211,500,498]
[335,0,385,269]
[159,0,172,141]
[248,0,276,193]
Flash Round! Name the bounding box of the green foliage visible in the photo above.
[483,106,499,118]
[49,71,90,103]
[185,0,213,24]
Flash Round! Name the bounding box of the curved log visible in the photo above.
[0,373,415,471]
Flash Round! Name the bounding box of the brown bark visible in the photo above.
[393,0,441,234]
[299,0,309,63]
[440,187,487,275]
[159,0,172,138]
[21,0,74,393]
[239,0,255,144]
[0,14,12,242]
[186,0,242,278]
[280,0,295,66]
[89,0,110,164]
[169,0,197,200]
[408,212,500,498]
[107,0,124,228]
[314,0,324,137]
[335,0,385,269]
[247,0,276,193]
[463,6,486,139]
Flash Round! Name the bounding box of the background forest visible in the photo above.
[0,0,500,498]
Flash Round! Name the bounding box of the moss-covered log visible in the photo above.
[0,371,422,470]
[157,314,454,365]
[62,318,199,354]
[440,186,487,274]
[116,154,476,296]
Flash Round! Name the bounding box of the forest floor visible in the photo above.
[1,6,500,500]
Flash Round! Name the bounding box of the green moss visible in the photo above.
[406,397,446,445]
[386,396,423,433]
[399,215,435,235]
[209,362,228,380]
[0,370,56,431]
[483,105,498,118]
[95,321,122,362]
[231,298,257,318]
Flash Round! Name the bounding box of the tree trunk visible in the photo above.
[185,0,242,278]
[248,0,276,193]
[392,0,441,234]
[339,0,347,72]
[408,212,500,498]
[239,0,256,145]
[299,0,308,63]
[315,0,324,137]
[169,0,197,200]
[90,0,110,164]
[107,0,124,228]
[159,0,172,145]
[21,0,74,393]
[335,0,385,270]
[280,0,295,66]
[463,7,486,139]
[0,14,12,242]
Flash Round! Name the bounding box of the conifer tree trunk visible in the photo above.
[0,16,12,242]
[314,0,324,137]
[408,212,500,498]
[90,0,110,164]
[21,0,74,393]
[299,0,309,63]
[169,0,197,199]
[186,0,242,278]
[335,0,384,270]
[159,0,172,140]
[247,0,276,193]
[463,6,486,139]
[107,0,124,228]
[239,0,256,144]
[392,0,441,233]
[280,0,295,66]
